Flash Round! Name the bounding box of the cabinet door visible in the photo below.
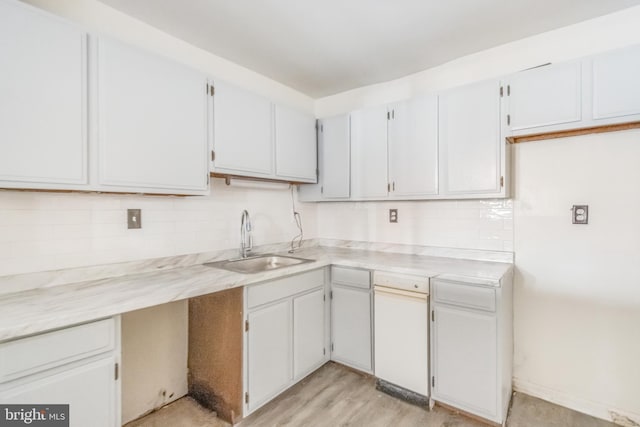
[0,0,87,188]
[388,96,438,197]
[298,114,350,201]
[96,37,209,193]
[293,289,325,380]
[591,45,640,122]
[275,105,317,182]
[350,106,388,199]
[214,80,273,177]
[439,80,502,196]
[321,114,351,199]
[0,357,117,427]
[432,305,497,419]
[331,286,372,373]
[507,61,582,133]
[247,300,291,412]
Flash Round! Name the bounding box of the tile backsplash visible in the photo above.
[0,180,315,277]
[313,199,513,252]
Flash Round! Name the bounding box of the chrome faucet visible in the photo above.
[240,210,252,258]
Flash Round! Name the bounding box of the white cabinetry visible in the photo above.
[213,80,274,178]
[95,37,210,194]
[275,105,317,183]
[590,45,640,123]
[0,317,121,427]
[430,278,512,425]
[246,300,291,412]
[298,114,350,201]
[0,0,88,190]
[388,95,439,198]
[293,288,325,380]
[244,269,328,415]
[506,61,582,134]
[330,267,372,373]
[350,106,389,199]
[439,79,504,197]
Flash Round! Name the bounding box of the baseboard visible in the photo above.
[513,378,640,427]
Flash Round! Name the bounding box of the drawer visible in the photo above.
[331,266,370,289]
[433,280,496,312]
[0,318,116,383]
[247,268,325,309]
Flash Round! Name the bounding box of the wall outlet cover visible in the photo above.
[128,209,142,229]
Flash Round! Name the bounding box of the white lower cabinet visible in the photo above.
[330,266,373,373]
[247,300,292,412]
[244,269,328,415]
[293,288,326,380]
[430,278,512,425]
[0,317,121,427]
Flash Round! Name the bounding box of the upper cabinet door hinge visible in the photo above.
[211,150,215,162]
[500,86,503,97]
[210,84,215,96]
[387,111,391,120]
[245,392,249,404]
[507,85,511,96]
[245,320,249,332]
[431,310,435,322]
[507,114,511,126]
[330,290,333,299]
[500,176,504,188]
[114,363,119,380]
[391,109,395,119]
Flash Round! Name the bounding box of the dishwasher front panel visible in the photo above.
[374,286,429,397]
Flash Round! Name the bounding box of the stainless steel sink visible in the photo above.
[204,254,313,274]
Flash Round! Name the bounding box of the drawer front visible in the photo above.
[247,268,325,309]
[373,271,429,293]
[0,318,116,383]
[331,266,370,289]
[433,280,496,312]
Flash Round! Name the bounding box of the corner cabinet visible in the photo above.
[244,269,329,415]
[0,317,121,427]
[439,79,506,197]
[0,0,88,191]
[298,114,351,201]
[213,81,317,183]
[430,278,512,426]
[94,37,210,194]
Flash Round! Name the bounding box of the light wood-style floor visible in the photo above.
[127,362,616,427]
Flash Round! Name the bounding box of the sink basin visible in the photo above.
[204,254,313,274]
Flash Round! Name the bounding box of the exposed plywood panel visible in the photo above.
[188,288,244,424]
[506,121,640,144]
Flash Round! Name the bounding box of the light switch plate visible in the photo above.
[572,205,588,224]
[128,209,142,229]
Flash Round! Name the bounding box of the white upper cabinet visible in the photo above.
[95,37,209,194]
[213,80,274,178]
[350,106,389,199]
[439,80,504,197]
[388,95,439,198]
[506,61,582,134]
[590,45,640,123]
[274,105,317,182]
[0,0,88,190]
[298,114,350,201]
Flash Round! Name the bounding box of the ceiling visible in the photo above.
[99,0,640,97]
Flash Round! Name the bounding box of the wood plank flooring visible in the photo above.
[127,362,616,427]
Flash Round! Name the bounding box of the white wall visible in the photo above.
[121,301,188,424]
[512,130,640,425]
[311,6,640,425]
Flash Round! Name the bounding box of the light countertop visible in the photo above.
[0,243,512,341]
